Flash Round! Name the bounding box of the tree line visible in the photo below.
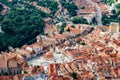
[0,0,49,52]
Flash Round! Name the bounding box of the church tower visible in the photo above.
[109,22,120,33]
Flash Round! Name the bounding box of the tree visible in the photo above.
[71,25,75,28]
[116,4,120,11]
[100,0,115,5]
[61,22,66,28]
[3,72,9,75]
[60,29,64,34]
[102,14,109,25]
[91,17,98,25]
[0,4,3,12]
[66,27,70,32]
[72,17,88,24]
[80,41,86,45]
[111,9,116,14]
[101,4,120,26]
[0,15,4,21]
[70,72,77,79]
[81,6,85,9]
[23,70,28,74]
[60,1,78,16]
[102,5,120,26]
[0,3,47,52]
[37,0,58,15]
[59,22,66,34]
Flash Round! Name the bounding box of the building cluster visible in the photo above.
[0,0,120,80]
[75,0,96,23]
[0,42,46,80]
[72,0,109,22]
[47,22,120,80]
[0,22,119,80]
[0,23,93,80]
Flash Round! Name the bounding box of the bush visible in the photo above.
[80,41,86,45]
[0,1,47,52]
[72,17,88,24]
[70,72,77,79]
[100,0,115,5]
[0,15,4,21]
[23,70,28,74]
[71,25,75,28]
[81,6,85,9]
[60,1,78,16]
[0,4,3,12]
[3,72,9,75]
[60,22,66,34]
[91,17,98,25]
[36,0,59,14]
[66,28,70,32]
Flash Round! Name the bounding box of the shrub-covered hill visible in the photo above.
[0,0,55,52]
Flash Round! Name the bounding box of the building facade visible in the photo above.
[109,22,120,33]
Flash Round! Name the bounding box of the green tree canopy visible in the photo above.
[0,3,47,52]
[0,4,3,12]
[60,22,66,34]
[102,4,120,26]
[70,72,77,79]
[60,1,78,16]
[100,0,115,5]
[72,17,88,24]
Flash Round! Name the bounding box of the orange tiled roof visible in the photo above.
[69,28,81,34]
[0,53,18,68]
[0,76,13,80]
[44,51,54,59]
[48,64,58,77]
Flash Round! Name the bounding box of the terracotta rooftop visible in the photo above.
[69,28,81,34]
[0,76,13,80]
[44,51,54,60]
[0,53,18,68]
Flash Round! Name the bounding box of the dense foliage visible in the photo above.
[91,17,98,25]
[70,72,77,79]
[102,4,120,25]
[80,41,86,45]
[116,4,120,11]
[0,4,3,12]
[27,0,58,15]
[72,17,88,24]
[100,0,115,5]
[60,22,66,34]
[0,0,49,52]
[60,0,78,16]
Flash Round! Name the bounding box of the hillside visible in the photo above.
[0,0,120,52]
[0,0,55,52]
